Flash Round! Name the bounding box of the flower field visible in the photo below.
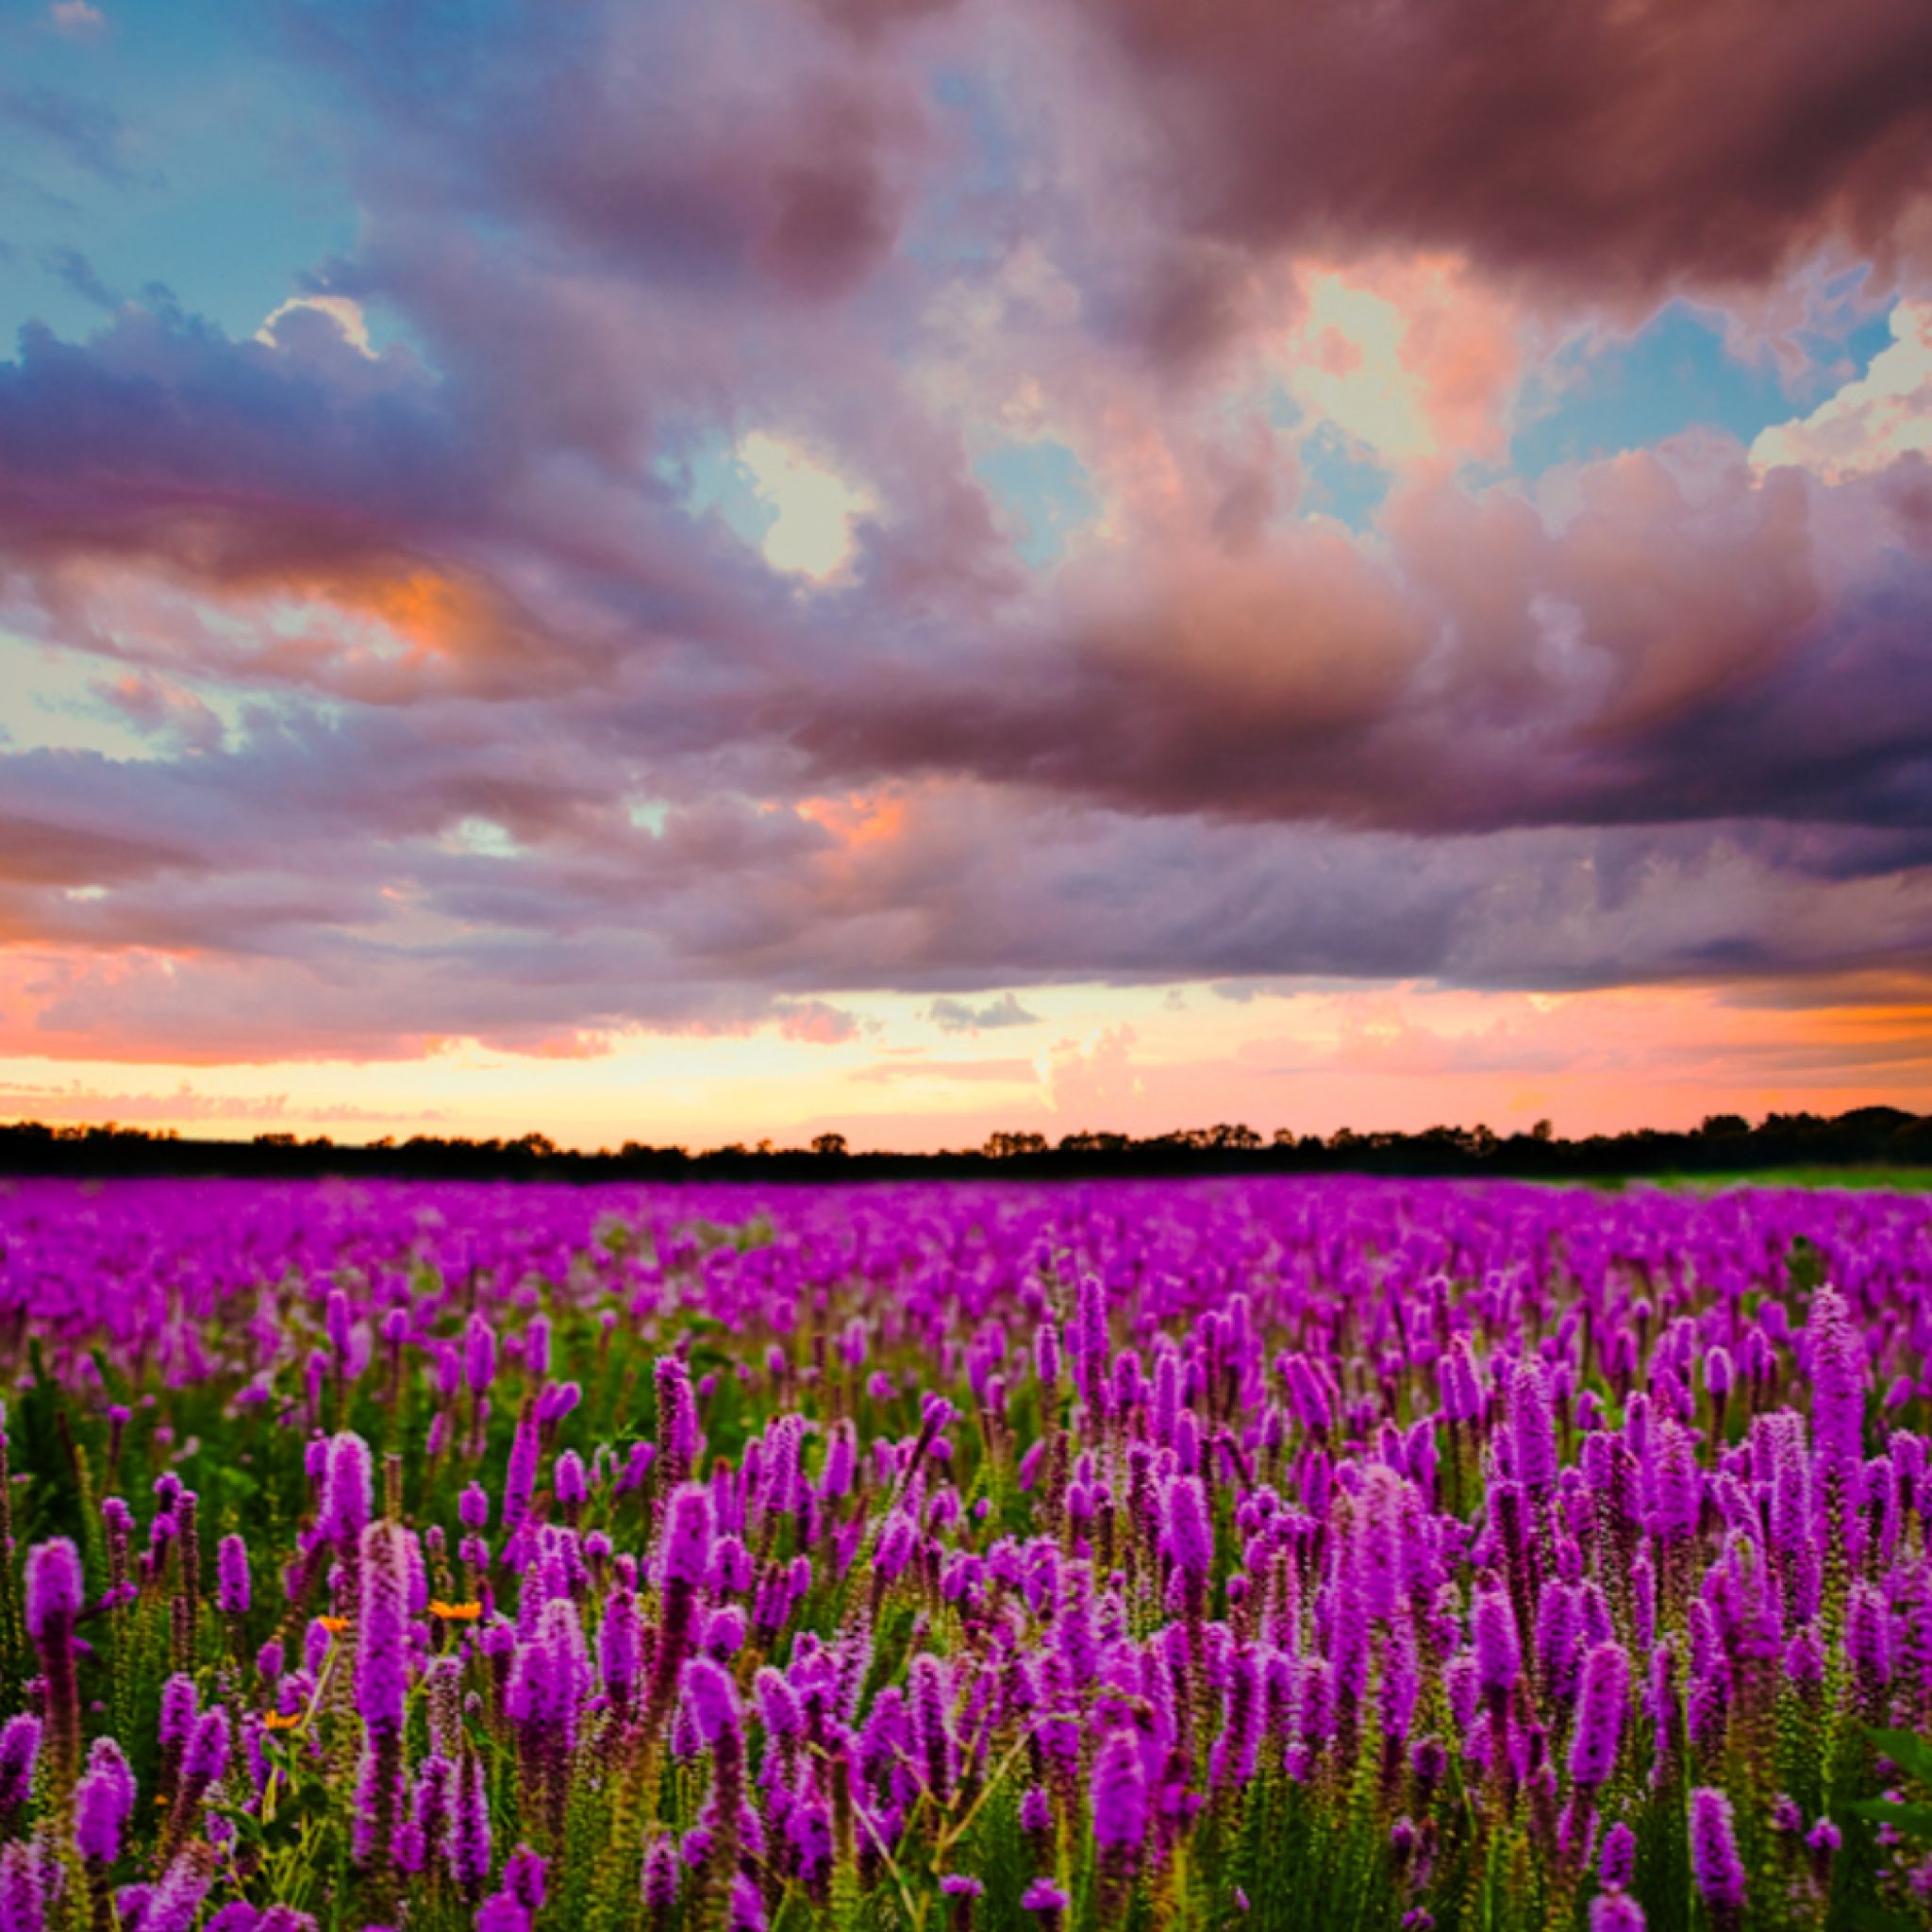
[0,1176,1928,1932]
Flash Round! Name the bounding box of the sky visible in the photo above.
[3,0,1932,1152]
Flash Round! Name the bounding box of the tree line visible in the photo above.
[0,1105,1927,1182]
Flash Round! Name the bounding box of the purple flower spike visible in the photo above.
[356,1522,411,1736]
[683,1657,741,1748]
[75,1737,135,1864]
[25,1538,83,1646]
[182,1707,230,1790]
[1806,1287,1865,1464]
[1163,1476,1213,1578]
[464,1316,497,1396]
[446,1755,492,1894]
[1092,1726,1148,1850]
[641,1835,678,1911]
[216,1534,251,1617]
[1689,1787,1746,1924]
[141,1853,214,1932]
[1598,1821,1637,1892]
[1569,1642,1629,1789]
[504,1845,547,1909]
[661,1483,713,1590]
[0,1843,46,1932]
[1474,1585,1521,1697]
[323,1434,374,1553]
[475,1897,529,1932]
[1589,1898,1645,1932]
[0,1714,42,1818]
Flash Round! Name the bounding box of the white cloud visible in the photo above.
[1749,301,1932,482]
[737,432,872,582]
[255,296,378,358]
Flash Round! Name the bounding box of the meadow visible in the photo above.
[0,1174,1927,1932]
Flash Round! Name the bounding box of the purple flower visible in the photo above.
[655,1357,700,1485]
[728,1874,765,1932]
[599,1587,643,1707]
[322,1434,374,1553]
[141,1854,213,1932]
[1035,1321,1061,1390]
[1510,1361,1557,1489]
[355,1523,411,1735]
[215,1534,251,1616]
[25,1539,83,1646]
[504,1416,540,1531]
[75,1737,135,1864]
[1806,1287,1865,1463]
[159,1674,198,1752]
[0,1715,41,1818]
[683,1657,741,1748]
[641,1834,678,1911]
[504,1845,547,1909]
[1589,1898,1645,1932]
[464,1316,497,1396]
[1690,1787,1746,1919]
[1569,1642,1629,1789]
[1163,1476,1213,1579]
[182,1707,230,1790]
[1092,1726,1148,1850]
[661,1483,713,1591]
[0,1842,45,1932]
[447,1754,491,1894]
[1473,1584,1521,1697]
[475,1898,528,1932]
[1598,1821,1637,1892]
[754,1667,801,1740]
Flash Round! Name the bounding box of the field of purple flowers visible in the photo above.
[0,1176,1927,1932]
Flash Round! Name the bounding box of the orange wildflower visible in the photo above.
[429,1599,483,1622]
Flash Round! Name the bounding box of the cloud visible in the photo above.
[927,991,1040,1032]
[46,2,106,38]
[737,432,874,580]
[256,296,377,358]
[774,998,863,1044]
[1041,1022,1141,1117]
[1751,301,1932,480]
[1073,0,1932,309]
[0,1079,434,1125]
[1,86,155,189]
[2,0,1931,1088]
[41,247,119,310]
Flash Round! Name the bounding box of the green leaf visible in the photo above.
[1840,1797,1932,1834]
[1869,1726,1932,1783]
[1840,1906,1922,1932]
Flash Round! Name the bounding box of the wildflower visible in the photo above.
[1569,1642,1630,1790]
[1689,1788,1746,1929]
[1589,1899,1645,1932]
